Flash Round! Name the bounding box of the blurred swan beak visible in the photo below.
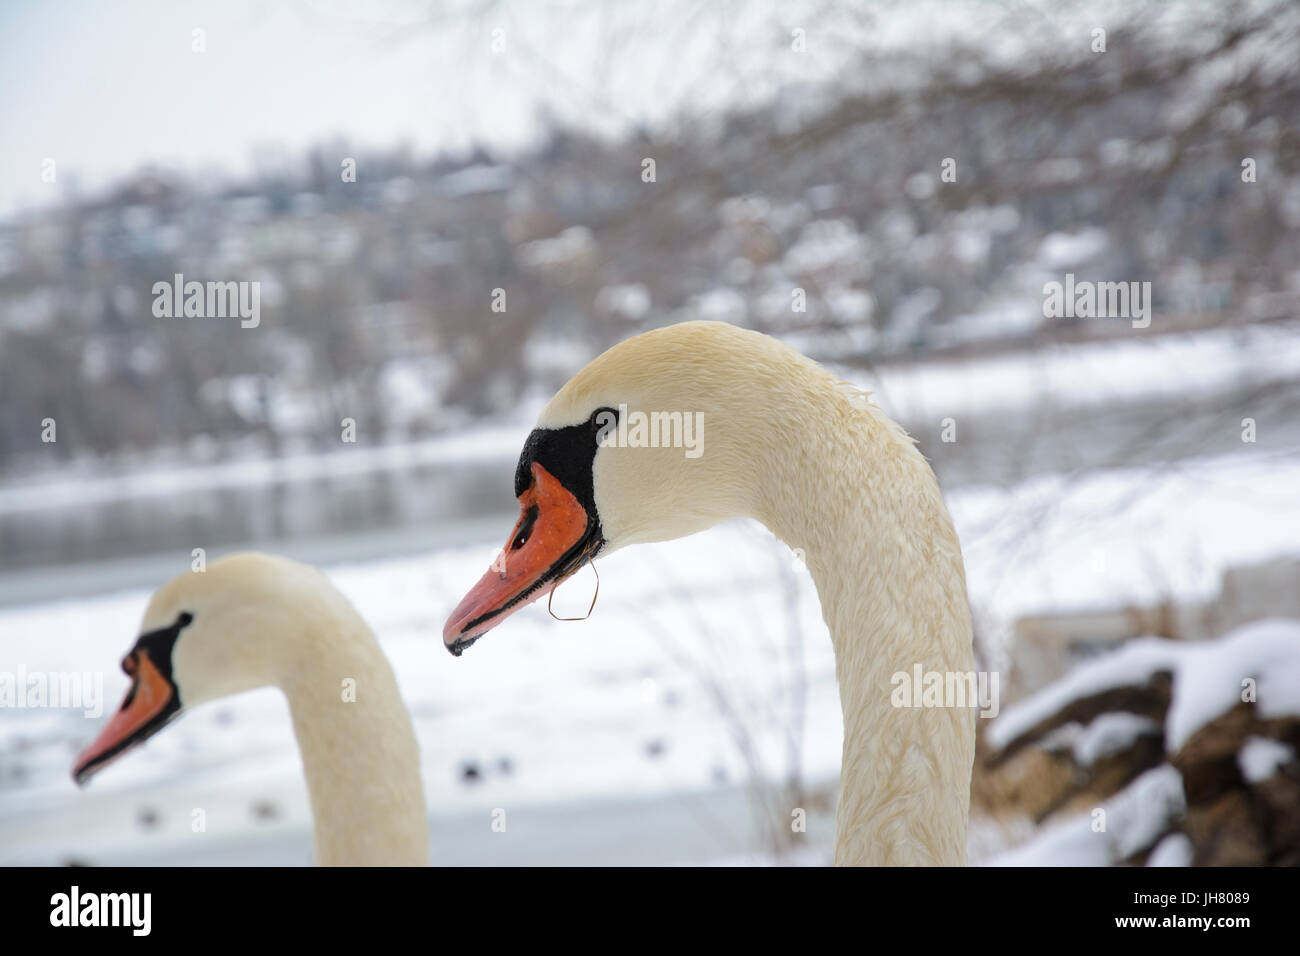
[72,651,178,786]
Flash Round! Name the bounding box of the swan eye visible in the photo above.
[177,612,194,628]
[511,505,540,550]
[591,406,617,433]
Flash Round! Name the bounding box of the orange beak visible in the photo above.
[443,461,599,654]
[72,651,178,785]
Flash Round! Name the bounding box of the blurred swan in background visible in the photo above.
[74,552,428,866]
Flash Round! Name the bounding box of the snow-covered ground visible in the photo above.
[988,619,1300,756]
[986,618,1300,866]
[1,323,1297,865]
[837,321,1300,422]
[1,520,846,866]
[2,435,1297,864]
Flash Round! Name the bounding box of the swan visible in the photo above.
[73,552,429,866]
[442,320,975,865]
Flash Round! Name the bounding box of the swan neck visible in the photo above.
[283,621,429,866]
[755,392,975,865]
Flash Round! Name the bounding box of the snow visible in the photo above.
[379,361,442,428]
[1039,712,1160,770]
[950,456,1300,642]
[2,318,1297,863]
[986,639,1178,751]
[1167,621,1300,749]
[518,226,595,270]
[988,765,1186,866]
[6,447,1294,864]
[595,284,651,321]
[1147,833,1195,867]
[0,521,845,865]
[0,422,531,517]
[692,288,747,324]
[825,286,874,323]
[1037,228,1108,269]
[1074,713,1161,768]
[1238,736,1295,784]
[3,401,1297,862]
[783,218,870,275]
[989,619,1300,755]
[841,320,1300,420]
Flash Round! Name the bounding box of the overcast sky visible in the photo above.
[0,0,891,218]
[0,0,1147,220]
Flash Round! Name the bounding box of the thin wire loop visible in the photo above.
[548,554,600,621]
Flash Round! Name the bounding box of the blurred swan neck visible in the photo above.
[282,619,429,866]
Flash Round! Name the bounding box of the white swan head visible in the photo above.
[443,321,827,653]
[73,553,328,784]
